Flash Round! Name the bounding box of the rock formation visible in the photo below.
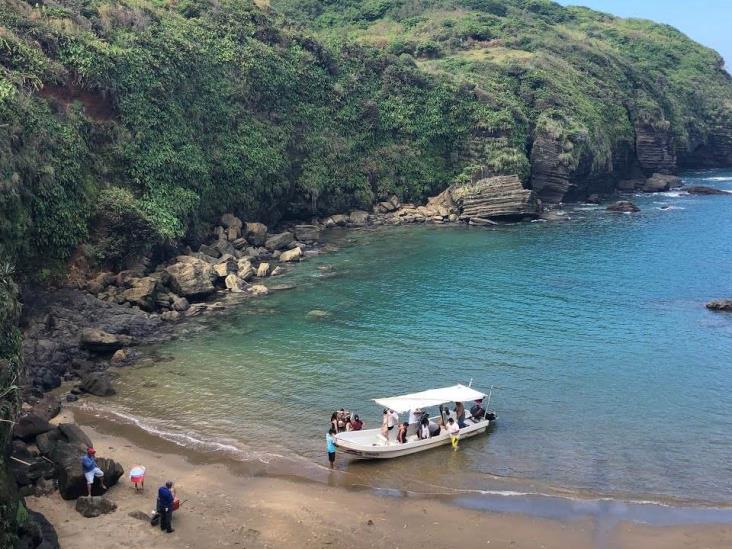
[607,201,640,213]
[706,299,732,312]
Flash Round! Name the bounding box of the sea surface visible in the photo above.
[85,169,732,513]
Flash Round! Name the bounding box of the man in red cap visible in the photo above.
[81,447,107,497]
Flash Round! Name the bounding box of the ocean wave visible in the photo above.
[76,403,282,465]
[700,176,732,182]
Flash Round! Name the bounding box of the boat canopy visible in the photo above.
[373,384,486,413]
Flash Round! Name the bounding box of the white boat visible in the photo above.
[334,384,495,459]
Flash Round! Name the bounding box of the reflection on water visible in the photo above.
[102,170,732,507]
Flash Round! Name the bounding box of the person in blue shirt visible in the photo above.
[157,480,176,533]
[81,448,107,497]
[326,428,337,469]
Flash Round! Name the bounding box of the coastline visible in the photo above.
[26,408,732,549]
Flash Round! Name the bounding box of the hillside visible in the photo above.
[272,0,732,201]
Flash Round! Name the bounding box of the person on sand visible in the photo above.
[351,414,364,431]
[81,447,107,497]
[396,421,409,444]
[447,418,460,450]
[157,480,176,533]
[326,428,337,469]
[454,402,466,428]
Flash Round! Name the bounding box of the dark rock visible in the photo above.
[685,186,729,195]
[214,238,237,257]
[33,368,62,392]
[586,194,601,204]
[607,201,640,213]
[128,510,151,521]
[13,413,54,442]
[55,441,124,500]
[32,394,61,422]
[59,423,93,449]
[66,393,79,402]
[80,328,132,353]
[199,243,221,258]
[617,179,645,192]
[80,372,116,396]
[171,296,190,312]
[706,299,732,312]
[36,429,62,456]
[17,510,59,549]
[643,173,682,192]
[75,496,118,518]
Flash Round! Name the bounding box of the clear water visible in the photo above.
[97,170,732,506]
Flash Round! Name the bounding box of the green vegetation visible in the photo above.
[1,0,731,275]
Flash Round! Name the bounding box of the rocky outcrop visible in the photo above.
[294,225,321,243]
[685,186,729,195]
[348,210,370,226]
[12,414,54,442]
[244,222,268,246]
[607,201,640,213]
[529,133,572,203]
[165,258,216,298]
[433,175,541,221]
[635,119,677,175]
[80,371,116,396]
[75,496,117,518]
[265,232,294,251]
[120,277,160,312]
[706,299,732,312]
[80,328,132,353]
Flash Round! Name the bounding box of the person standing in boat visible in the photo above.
[386,409,399,441]
[454,402,466,428]
[418,417,431,440]
[326,428,337,469]
[447,418,460,450]
[396,422,408,444]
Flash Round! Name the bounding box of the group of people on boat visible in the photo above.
[329,408,365,433]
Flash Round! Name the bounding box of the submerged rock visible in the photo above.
[706,299,732,312]
[306,309,330,320]
[607,201,640,213]
[249,285,269,296]
[685,186,729,195]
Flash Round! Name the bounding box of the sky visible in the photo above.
[557,0,731,70]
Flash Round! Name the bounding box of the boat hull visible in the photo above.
[335,420,491,459]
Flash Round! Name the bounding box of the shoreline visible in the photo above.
[26,408,732,549]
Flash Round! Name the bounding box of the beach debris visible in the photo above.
[367,519,374,526]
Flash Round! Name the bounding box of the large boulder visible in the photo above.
[80,372,116,397]
[36,429,63,456]
[607,201,640,213]
[212,256,237,278]
[58,423,93,450]
[75,496,118,518]
[265,232,294,251]
[706,299,732,312]
[165,258,216,298]
[198,243,221,259]
[121,277,160,312]
[643,173,682,192]
[17,510,59,549]
[224,274,243,293]
[80,328,132,353]
[171,296,190,312]
[294,224,321,243]
[256,262,271,277]
[237,259,254,280]
[244,222,268,246]
[55,442,124,500]
[430,175,541,221]
[280,247,303,262]
[349,210,369,226]
[32,394,61,422]
[13,414,54,442]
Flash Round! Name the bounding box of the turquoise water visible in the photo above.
[98,170,732,506]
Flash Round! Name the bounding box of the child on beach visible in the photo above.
[447,418,460,450]
[326,428,337,468]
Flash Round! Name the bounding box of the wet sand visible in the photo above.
[25,410,732,548]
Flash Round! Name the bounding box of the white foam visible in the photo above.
[701,176,732,182]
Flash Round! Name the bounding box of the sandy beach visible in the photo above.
[23,409,732,549]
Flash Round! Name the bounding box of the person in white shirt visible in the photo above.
[418,418,431,440]
[447,417,460,450]
[386,409,399,441]
[408,408,423,425]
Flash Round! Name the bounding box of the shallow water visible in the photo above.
[96,169,732,509]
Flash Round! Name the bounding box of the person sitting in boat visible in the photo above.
[428,421,441,437]
[454,402,466,428]
[396,422,409,444]
[418,417,431,440]
[351,415,364,431]
[470,399,486,421]
[344,417,353,431]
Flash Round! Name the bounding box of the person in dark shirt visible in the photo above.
[351,415,364,431]
[470,399,486,421]
[157,481,176,533]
